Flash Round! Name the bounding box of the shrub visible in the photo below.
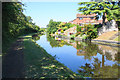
[77,24,98,40]
[61,30,64,33]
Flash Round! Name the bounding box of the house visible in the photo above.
[69,14,105,26]
[69,14,118,36]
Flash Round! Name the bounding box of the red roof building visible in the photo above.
[69,14,106,26]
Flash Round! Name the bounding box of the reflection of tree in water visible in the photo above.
[78,63,94,77]
[76,41,119,78]
[76,41,98,60]
[78,58,119,78]
[47,35,72,47]
[76,41,119,62]
[115,52,120,63]
[97,45,119,61]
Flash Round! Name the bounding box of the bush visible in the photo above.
[116,21,120,31]
[82,34,87,40]
[95,24,102,28]
[70,34,76,39]
[61,30,64,33]
[77,24,98,40]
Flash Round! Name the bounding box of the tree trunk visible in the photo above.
[102,55,104,67]
[102,12,106,25]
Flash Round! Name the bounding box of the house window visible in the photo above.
[91,17,94,19]
[79,17,83,20]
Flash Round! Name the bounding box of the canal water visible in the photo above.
[36,35,119,78]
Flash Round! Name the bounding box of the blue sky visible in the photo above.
[23,1,90,28]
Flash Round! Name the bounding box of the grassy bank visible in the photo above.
[2,32,38,55]
[23,34,83,79]
[114,35,120,41]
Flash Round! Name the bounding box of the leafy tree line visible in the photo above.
[2,2,40,52]
[47,19,61,34]
[76,1,120,40]
[47,19,79,35]
[47,19,98,40]
[76,24,98,40]
[78,1,120,28]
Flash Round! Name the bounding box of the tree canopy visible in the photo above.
[78,1,120,25]
[2,2,40,53]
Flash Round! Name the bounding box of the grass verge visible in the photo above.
[23,34,83,79]
[114,35,120,41]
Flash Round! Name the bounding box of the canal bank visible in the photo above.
[54,35,120,47]
[23,34,82,79]
[37,34,119,78]
[2,33,83,79]
[3,33,119,79]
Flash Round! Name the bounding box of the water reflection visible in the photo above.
[78,58,118,78]
[47,35,72,47]
[37,35,119,78]
[76,41,98,60]
[53,35,119,62]
[98,45,118,61]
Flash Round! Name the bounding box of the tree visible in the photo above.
[2,2,40,53]
[78,1,120,25]
[47,19,61,34]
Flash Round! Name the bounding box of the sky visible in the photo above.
[22,0,90,28]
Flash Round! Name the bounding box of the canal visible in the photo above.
[36,34,119,78]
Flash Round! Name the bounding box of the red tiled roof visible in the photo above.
[78,20,102,24]
[69,13,105,25]
[77,14,97,17]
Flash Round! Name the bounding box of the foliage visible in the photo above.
[47,35,72,47]
[114,35,120,41]
[23,34,82,78]
[64,23,72,28]
[77,24,98,40]
[32,34,40,41]
[76,41,98,60]
[70,34,75,38]
[78,58,119,78]
[40,28,46,32]
[94,24,102,28]
[78,1,120,25]
[60,23,78,32]
[47,20,79,35]
[61,30,64,33]
[82,34,87,40]
[2,2,40,53]
[39,28,46,34]
[47,19,61,34]
[116,21,120,30]
[77,26,84,33]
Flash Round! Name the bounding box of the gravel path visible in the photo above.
[2,38,25,78]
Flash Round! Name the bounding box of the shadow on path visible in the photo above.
[2,38,25,78]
